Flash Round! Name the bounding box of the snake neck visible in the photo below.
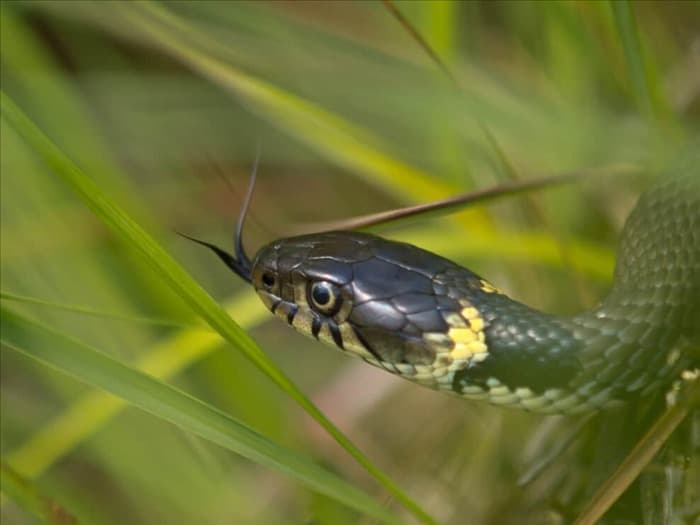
[566,168,700,404]
[455,167,700,413]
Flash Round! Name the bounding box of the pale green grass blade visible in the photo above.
[0,291,201,329]
[1,463,78,525]
[1,92,435,525]
[0,307,402,525]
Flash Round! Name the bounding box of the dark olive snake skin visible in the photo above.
[227,153,699,414]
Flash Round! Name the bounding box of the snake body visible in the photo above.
[196,153,699,414]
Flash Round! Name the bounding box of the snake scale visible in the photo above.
[189,150,699,414]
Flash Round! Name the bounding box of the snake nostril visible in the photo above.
[262,272,276,288]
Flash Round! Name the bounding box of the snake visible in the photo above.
[186,150,699,414]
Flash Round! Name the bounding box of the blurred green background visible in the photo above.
[2,1,699,524]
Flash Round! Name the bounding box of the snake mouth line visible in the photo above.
[352,328,385,364]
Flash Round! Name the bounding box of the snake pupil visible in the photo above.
[312,284,331,305]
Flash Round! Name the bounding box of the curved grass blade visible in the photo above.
[0,307,402,525]
[1,92,436,525]
[0,291,201,330]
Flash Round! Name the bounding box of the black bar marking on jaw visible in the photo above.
[287,304,298,325]
[328,321,344,349]
[270,299,281,314]
[311,316,322,339]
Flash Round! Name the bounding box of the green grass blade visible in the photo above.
[609,0,666,120]
[0,291,201,329]
[0,307,402,524]
[1,92,435,525]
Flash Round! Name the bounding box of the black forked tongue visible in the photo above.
[179,148,260,284]
[177,232,252,282]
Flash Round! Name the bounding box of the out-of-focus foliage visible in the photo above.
[1,1,698,524]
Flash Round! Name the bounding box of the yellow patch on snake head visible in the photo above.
[449,327,477,344]
[451,341,488,359]
[461,306,480,320]
[441,303,490,365]
[469,317,484,332]
[459,306,486,338]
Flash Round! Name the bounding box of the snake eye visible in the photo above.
[309,281,341,315]
[262,272,276,289]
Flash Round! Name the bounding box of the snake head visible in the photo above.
[249,231,493,388]
[181,153,588,406]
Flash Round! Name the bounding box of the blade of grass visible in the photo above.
[609,0,666,120]
[0,307,403,525]
[381,0,456,84]
[1,462,79,525]
[0,291,201,330]
[1,92,436,525]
